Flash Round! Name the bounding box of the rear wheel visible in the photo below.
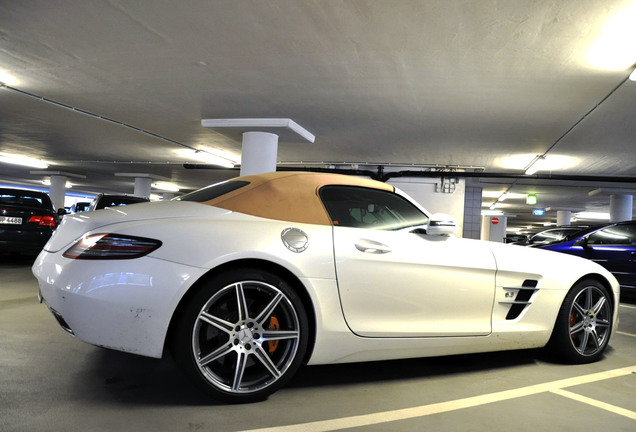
[549,279,613,363]
[171,269,308,403]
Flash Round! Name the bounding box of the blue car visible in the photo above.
[541,221,636,296]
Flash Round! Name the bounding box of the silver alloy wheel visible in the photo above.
[567,284,611,356]
[192,280,301,394]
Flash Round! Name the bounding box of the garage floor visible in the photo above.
[2,255,635,432]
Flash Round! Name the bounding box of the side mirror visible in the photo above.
[57,208,67,216]
[427,213,457,236]
[574,236,589,248]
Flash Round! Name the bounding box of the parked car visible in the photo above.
[540,220,636,296]
[88,194,149,211]
[505,233,528,244]
[70,201,91,213]
[519,226,592,247]
[0,187,59,255]
[32,172,620,403]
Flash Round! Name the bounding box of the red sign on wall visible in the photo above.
[491,217,500,225]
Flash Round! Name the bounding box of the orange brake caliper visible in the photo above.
[268,316,280,353]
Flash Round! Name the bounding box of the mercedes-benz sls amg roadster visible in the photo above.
[33,172,620,403]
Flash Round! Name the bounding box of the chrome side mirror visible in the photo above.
[427,213,457,236]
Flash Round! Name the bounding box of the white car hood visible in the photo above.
[44,201,231,253]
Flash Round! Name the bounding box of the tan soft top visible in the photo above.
[202,171,394,225]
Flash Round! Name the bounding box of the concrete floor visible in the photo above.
[1,255,635,432]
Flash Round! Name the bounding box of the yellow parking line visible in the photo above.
[240,366,636,432]
[551,388,636,420]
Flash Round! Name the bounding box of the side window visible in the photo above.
[319,185,429,231]
[587,225,636,245]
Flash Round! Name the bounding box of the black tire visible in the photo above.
[548,279,613,363]
[171,268,308,403]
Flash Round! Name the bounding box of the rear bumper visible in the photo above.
[0,228,53,254]
[32,250,208,358]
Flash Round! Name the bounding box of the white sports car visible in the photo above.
[32,171,620,403]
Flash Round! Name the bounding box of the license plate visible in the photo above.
[0,216,22,225]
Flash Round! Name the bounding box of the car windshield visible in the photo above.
[319,185,429,230]
[175,180,250,202]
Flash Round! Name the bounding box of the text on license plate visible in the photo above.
[0,216,22,225]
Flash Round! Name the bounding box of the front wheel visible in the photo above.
[171,269,308,403]
[548,279,613,363]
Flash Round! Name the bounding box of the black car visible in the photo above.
[541,220,636,296]
[0,188,59,255]
[88,194,149,211]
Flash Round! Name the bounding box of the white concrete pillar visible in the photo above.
[481,215,507,242]
[609,194,633,222]
[240,131,279,176]
[134,177,152,198]
[48,175,67,211]
[557,210,572,226]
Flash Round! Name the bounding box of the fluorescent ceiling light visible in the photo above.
[499,154,578,173]
[630,68,636,81]
[152,182,180,192]
[42,179,72,188]
[587,3,636,70]
[0,70,19,86]
[482,190,507,199]
[481,210,504,216]
[0,152,49,169]
[524,155,545,175]
[177,147,238,168]
[575,212,610,220]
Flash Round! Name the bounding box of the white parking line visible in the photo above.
[617,331,636,337]
[551,388,636,420]
[239,366,636,432]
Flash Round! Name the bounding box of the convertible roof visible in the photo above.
[202,171,394,225]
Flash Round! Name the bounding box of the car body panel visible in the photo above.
[334,227,496,337]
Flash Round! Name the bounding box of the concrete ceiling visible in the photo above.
[1,0,635,232]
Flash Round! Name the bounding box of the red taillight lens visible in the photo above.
[28,215,57,227]
[63,233,162,259]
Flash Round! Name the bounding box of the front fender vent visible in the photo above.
[500,279,539,320]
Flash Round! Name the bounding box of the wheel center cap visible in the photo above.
[237,328,254,344]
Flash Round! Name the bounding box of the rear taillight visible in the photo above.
[28,215,57,227]
[63,233,162,259]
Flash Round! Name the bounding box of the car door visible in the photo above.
[582,223,636,289]
[320,185,497,338]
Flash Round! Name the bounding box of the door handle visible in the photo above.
[355,239,391,254]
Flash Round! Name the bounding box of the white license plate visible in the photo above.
[0,216,22,225]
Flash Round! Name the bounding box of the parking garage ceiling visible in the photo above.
[1,0,635,230]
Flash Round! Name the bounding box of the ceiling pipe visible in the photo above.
[183,163,636,185]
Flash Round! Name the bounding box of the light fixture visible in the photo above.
[0,70,20,87]
[152,182,180,192]
[524,155,545,175]
[587,3,636,70]
[575,212,611,220]
[0,152,49,169]
[481,210,504,216]
[630,68,636,81]
[42,179,72,188]
[177,147,238,168]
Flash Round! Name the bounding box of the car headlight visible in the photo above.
[63,233,162,259]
